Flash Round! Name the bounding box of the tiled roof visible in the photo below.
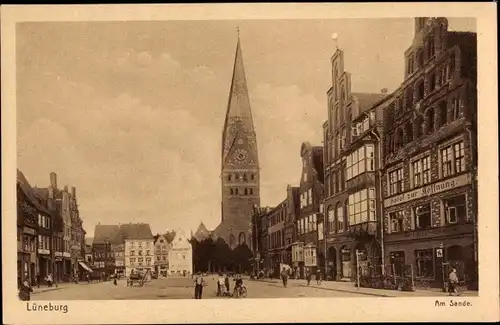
[17,169,50,214]
[351,92,389,116]
[93,225,120,244]
[85,237,94,246]
[119,223,154,240]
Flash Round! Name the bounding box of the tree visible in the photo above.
[232,243,254,273]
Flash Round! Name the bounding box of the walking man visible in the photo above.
[18,272,33,301]
[306,269,312,286]
[280,267,288,288]
[448,267,460,296]
[193,272,205,299]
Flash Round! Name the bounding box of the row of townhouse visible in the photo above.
[252,17,477,289]
[17,170,88,286]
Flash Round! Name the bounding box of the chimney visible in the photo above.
[71,186,76,197]
[50,172,57,189]
[381,88,388,94]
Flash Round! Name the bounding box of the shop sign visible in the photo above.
[384,173,471,208]
[38,249,50,255]
[63,252,71,258]
[54,252,63,257]
[23,227,36,236]
[436,248,443,258]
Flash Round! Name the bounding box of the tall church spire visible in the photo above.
[215,34,260,250]
[222,35,256,163]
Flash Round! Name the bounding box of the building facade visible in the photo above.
[283,186,300,266]
[168,230,193,275]
[92,224,119,275]
[17,170,51,286]
[291,142,324,279]
[122,223,155,277]
[213,36,260,250]
[154,234,171,276]
[382,17,477,288]
[267,200,286,275]
[322,44,392,281]
[112,243,125,276]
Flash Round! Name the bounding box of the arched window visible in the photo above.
[425,107,435,134]
[427,35,435,59]
[448,53,456,79]
[427,72,436,93]
[416,49,424,70]
[416,80,425,102]
[327,206,335,233]
[407,57,413,75]
[230,188,234,195]
[336,203,344,232]
[238,232,246,246]
[335,106,340,127]
[405,122,414,143]
[228,174,232,182]
[396,128,404,148]
[414,115,424,138]
[438,101,448,127]
[405,87,413,109]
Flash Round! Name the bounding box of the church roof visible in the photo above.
[221,37,256,163]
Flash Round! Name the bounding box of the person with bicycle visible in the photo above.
[233,274,244,297]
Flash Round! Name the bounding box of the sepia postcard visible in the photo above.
[2,3,499,324]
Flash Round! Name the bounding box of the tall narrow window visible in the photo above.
[428,72,436,93]
[228,174,232,182]
[438,101,448,127]
[366,145,375,171]
[249,188,254,195]
[244,188,248,195]
[414,204,431,229]
[405,122,414,143]
[230,188,234,195]
[441,146,453,177]
[389,211,404,233]
[336,203,344,232]
[454,142,465,173]
[413,160,422,187]
[243,173,248,182]
[425,107,435,134]
[449,53,456,79]
[452,97,461,120]
[389,168,404,195]
[235,188,239,195]
[427,36,435,59]
[327,207,335,233]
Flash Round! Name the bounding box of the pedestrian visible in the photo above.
[193,272,205,299]
[18,273,33,301]
[217,273,224,296]
[448,267,460,296]
[306,269,312,286]
[280,267,288,288]
[36,273,41,288]
[316,269,322,285]
[46,273,53,287]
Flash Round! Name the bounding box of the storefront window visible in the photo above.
[415,249,434,278]
[389,251,405,276]
[443,195,467,224]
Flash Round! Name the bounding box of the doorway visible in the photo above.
[340,246,351,280]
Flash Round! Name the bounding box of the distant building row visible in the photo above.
[251,17,478,289]
[17,170,87,286]
[86,224,192,277]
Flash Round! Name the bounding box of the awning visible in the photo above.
[79,261,93,272]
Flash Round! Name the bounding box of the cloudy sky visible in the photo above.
[16,18,475,237]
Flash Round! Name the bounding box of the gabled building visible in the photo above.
[122,223,155,277]
[154,233,172,277]
[168,229,193,276]
[17,169,52,286]
[267,199,287,275]
[382,17,477,289]
[322,43,391,282]
[283,185,300,266]
[291,142,324,279]
[92,224,120,274]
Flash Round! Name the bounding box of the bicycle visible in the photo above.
[233,285,247,298]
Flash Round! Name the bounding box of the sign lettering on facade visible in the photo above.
[384,173,471,208]
[38,249,50,255]
[54,252,63,257]
[23,227,36,235]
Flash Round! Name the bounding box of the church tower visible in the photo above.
[213,34,260,250]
